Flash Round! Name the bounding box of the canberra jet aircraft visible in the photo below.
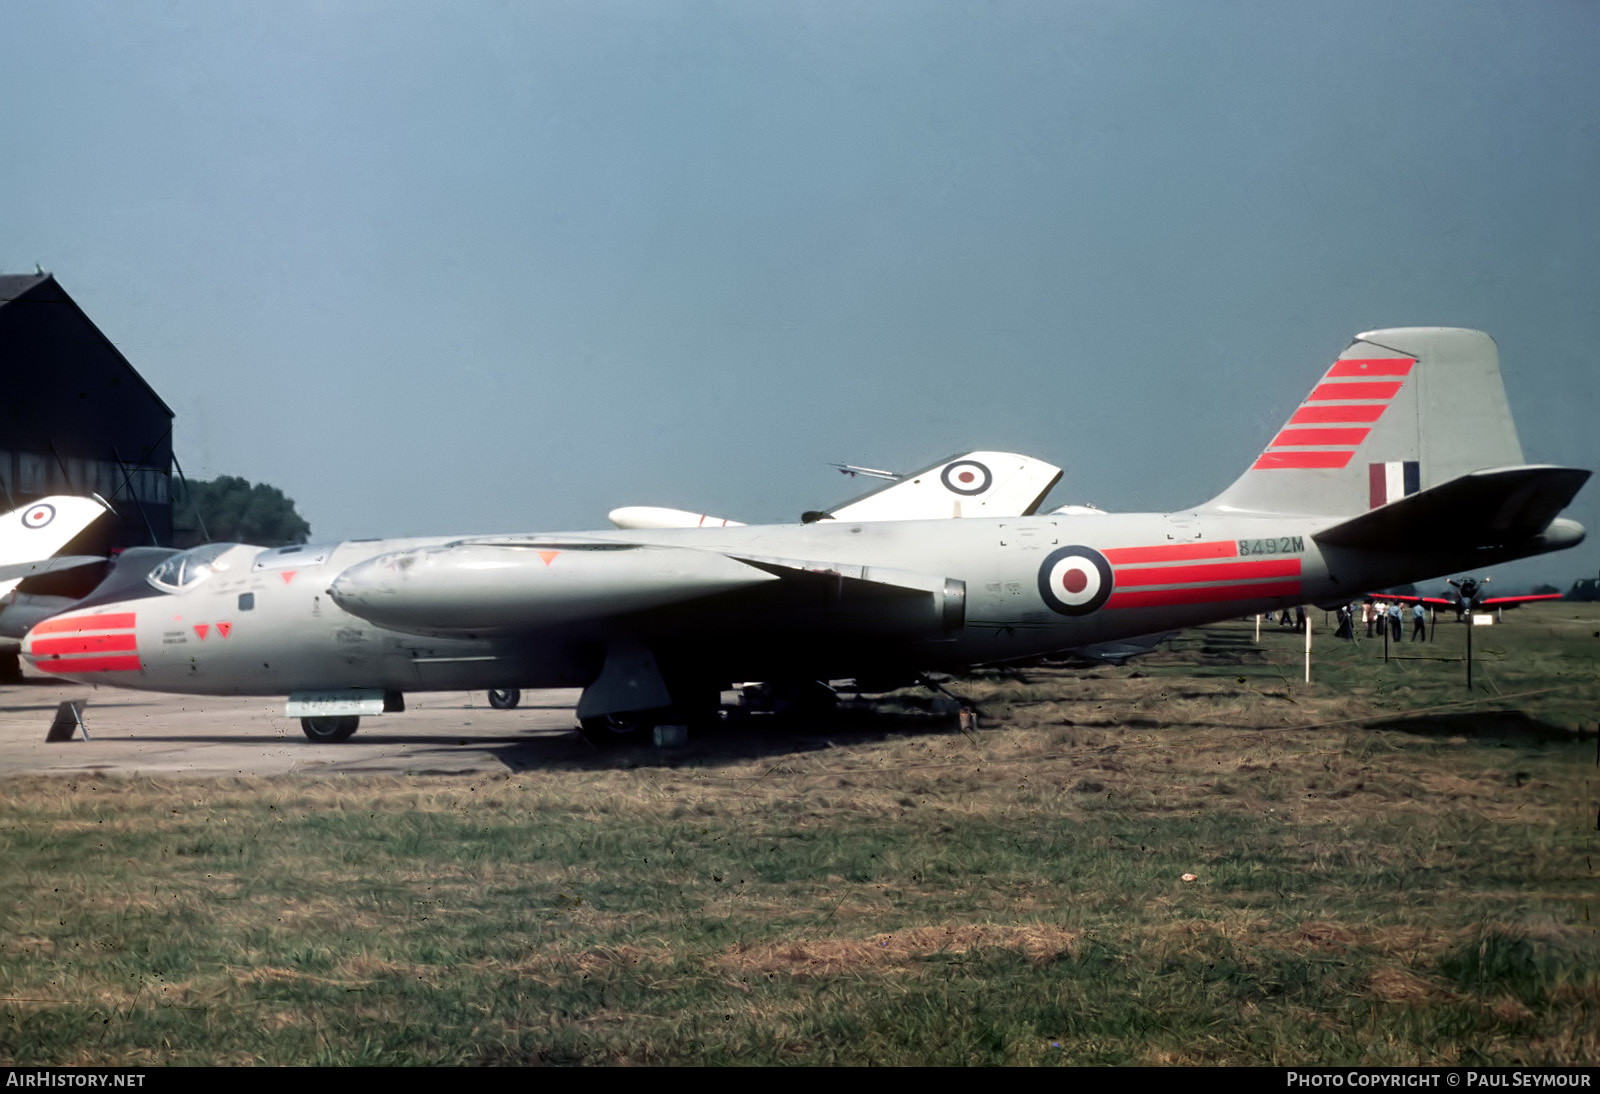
[22,328,1590,745]
[0,495,111,675]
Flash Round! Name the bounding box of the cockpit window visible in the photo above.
[146,542,239,593]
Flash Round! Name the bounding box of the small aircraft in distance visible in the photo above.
[22,327,1591,746]
[608,451,1064,530]
[831,463,898,480]
[1381,576,1563,620]
[0,495,112,678]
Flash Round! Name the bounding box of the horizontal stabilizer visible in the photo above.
[1314,465,1591,550]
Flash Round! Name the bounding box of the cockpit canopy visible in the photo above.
[146,542,240,593]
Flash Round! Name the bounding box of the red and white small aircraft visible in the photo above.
[1381,576,1562,620]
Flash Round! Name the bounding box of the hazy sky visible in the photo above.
[3,2,1596,588]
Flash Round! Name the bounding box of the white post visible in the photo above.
[1304,610,1312,683]
[1255,613,1261,643]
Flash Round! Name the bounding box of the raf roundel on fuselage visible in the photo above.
[1037,545,1114,616]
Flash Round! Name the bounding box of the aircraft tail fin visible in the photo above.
[1199,328,1527,518]
[0,496,111,601]
[813,451,1062,523]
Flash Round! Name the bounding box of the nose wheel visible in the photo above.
[487,688,522,710]
[301,716,359,742]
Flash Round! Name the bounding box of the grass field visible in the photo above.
[2,604,1597,1065]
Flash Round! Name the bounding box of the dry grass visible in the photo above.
[1,606,1596,1064]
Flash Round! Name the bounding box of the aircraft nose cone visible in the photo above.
[21,609,144,678]
[326,552,408,614]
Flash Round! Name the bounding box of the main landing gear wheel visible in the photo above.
[301,716,359,742]
[578,713,651,748]
[487,688,522,710]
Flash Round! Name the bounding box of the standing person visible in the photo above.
[1295,604,1306,630]
[1411,601,1427,641]
[1389,601,1404,641]
[1335,604,1354,640]
[1363,600,1374,638]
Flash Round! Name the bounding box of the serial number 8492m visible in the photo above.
[1238,536,1304,556]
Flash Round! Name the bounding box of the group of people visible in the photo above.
[1275,600,1429,641]
[1354,599,1428,641]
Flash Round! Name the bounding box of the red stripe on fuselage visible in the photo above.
[1307,381,1404,401]
[1326,358,1415,378]
[1113,559,1301,587]
[1105,580,1301,610]
[29,612,138,636]
[1268,427,1370,447]
[1102,541,1238,565]
[36,655,142,674]
[1288,404,1388,425]
[1252,450,1354,470]
[31,634,138,656]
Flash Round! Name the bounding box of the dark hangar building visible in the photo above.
[0,273,176,555]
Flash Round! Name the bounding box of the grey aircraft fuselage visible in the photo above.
[25,508,1579,700]
[22,327,1593,731]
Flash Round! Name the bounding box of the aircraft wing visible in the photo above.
[1375,593,1454,607]
[1479,593,1564,608]
[329,538,967,638]
[1313,465,1591,551]
[328,537,782,634]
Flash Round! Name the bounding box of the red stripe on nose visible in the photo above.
[36,655,142,674]
[29,612,138,636]
[31,634,138,656]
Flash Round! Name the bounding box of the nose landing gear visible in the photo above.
[487,688,522,710]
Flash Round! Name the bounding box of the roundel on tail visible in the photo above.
[22,503,55,529]
[940,459,992,496]
[1037,545,1113,616]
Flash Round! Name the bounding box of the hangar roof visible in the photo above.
[0,272,174,420]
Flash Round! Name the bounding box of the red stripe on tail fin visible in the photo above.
[1326,358,1415,378]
